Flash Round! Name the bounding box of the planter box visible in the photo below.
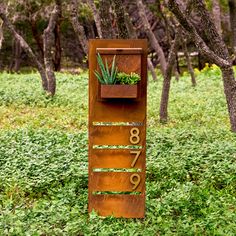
[100,84,138,98]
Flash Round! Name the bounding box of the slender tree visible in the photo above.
[70,0,88,54]
[43,1,61,96]
[0,18,3,50]
[182,37,196,87]
[159,0,194,123]
[100,0,114,38]
[212,0,222,36]
[87,0,102,38]
[10,35,22,72]
[229,0,236,54]
[113,0,129,38]
[159,28,182,122]
[0,3,48,90]
[136,0,167,76]
[168,0,236,132]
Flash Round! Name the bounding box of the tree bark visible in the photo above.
[70,0,88,54]
[12,36,22,72]
[87,0,102,38]
[169,0,236,132]
[159,31,181,123]
[147,58,157,81]
[174,63,179,82]
[113,0,129,39]
[183,38,196,86]
[229,0,236,53]
[43,2,61,96]
[212,0,222,36]
[53,21,62,71]
[0,18,3,50]
[99,0,114,38]
[30,18,44,59]
[136,0,167,76]
[0,4,48,90]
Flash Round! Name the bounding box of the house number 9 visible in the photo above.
[130,174,141,190]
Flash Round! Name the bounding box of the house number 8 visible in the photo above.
[129,127,140,144]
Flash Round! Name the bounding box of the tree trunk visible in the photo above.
[0,4,48,90]
[0,18,3,50]
[183,38,196,86]
[194,0,236,131]
[13,36,22,72]
[221,67,236,131]
[100,0,114,38]
[53,22,61,71]
[113,0,129,39]
[70,0,88,54]
[168,0,236,132]
[159,1,194,123]
[87,0,102,38]
[159,32,181,123]
[43,3,61,96]
[229,0,236,54]
[136,0,167,76]
[147,58,157,81]
[212,0,222,36]
[174,64,179,82]
[30,18,44,59]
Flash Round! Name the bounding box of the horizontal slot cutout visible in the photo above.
[93,122,143,126]
[93,168,142,172]
[96,48,143,55]
[93,145,142,149]
[92,191,141,195]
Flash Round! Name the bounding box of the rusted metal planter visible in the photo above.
[100,84,138,98]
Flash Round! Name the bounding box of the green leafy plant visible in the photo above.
[94,53,118,84]
[116,72,141,85]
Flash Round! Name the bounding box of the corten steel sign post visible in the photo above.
[88,39,147,218]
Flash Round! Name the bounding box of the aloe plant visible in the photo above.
[94,53,118,84]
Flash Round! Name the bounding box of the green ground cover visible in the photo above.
[0,67,235,235]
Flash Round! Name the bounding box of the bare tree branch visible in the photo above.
[168,0,231,68]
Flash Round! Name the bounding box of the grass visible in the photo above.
[0,67,235,235]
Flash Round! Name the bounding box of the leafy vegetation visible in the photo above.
[116,72,141,85]
[0,67,236,235]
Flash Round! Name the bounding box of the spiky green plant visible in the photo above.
[94,53,118,84]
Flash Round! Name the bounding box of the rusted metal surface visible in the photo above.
[90,149,145,169]
[89,194,145,218]
[90,125,145,146]
[90,172,145,192]
[101,85,138,98]
[88,39,147,218]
